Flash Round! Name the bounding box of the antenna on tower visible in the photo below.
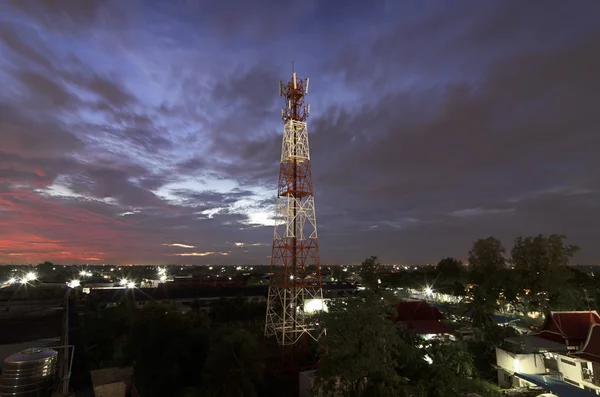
[305,78,310,94]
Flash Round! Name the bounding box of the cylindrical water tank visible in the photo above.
[0,348,58,397]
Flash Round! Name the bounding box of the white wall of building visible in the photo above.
[557,355,582,388]
[496,348,547,374]
[555,354,600,393]
[496,348,548,388]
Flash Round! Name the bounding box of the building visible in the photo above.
[496,310,600,395]
[537,311,600,350]
[392,300,454,338]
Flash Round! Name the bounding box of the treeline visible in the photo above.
[373,234,597,321]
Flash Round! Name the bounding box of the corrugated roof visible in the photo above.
[515,373,597,397]
[504,335,567,354]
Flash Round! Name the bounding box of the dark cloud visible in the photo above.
[7,0,140,32]
[0,26,53,69]
[0,0,598,264]
[0,101,84,156]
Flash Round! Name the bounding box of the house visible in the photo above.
[568,324,600,391]
[537,311,600,350]
[392,300,454,338]
[496,310,600,395]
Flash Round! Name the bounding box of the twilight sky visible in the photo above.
[0,0,599,266]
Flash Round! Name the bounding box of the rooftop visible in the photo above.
[503,335,567,354]
[392,300,453,335]
[570,323,600,364]
[540,310,600,347]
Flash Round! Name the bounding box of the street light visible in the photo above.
[67,279,81,288]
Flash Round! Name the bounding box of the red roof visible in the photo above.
[541,311,600,346]
[571,324,600,364]
[393,301,444,322]
[400,320,454,335]
[392,301,451,335]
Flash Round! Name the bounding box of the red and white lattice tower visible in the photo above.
[264,68,325,374]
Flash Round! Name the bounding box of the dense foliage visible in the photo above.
[311,289,502,397]
[84,298,267,397]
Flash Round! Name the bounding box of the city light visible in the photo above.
[119,278,129,286]
[67,279,81,288]
[6,277,16,285]
[126,282,136,289]
[425,287,433,295]
[304,299,328,314]
[79,270,92,277]
[25,272,37,282]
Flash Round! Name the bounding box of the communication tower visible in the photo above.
[264,66,325,376]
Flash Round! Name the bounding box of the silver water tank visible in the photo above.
[0,348,58,396]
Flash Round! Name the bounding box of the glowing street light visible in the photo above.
[126,282,135,289]
[119,278,129,286]
[425,287,433,296]
[25,272,37,282]
[6,277,17,285]
[67,279,81,288]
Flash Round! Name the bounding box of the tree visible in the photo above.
[464,237,506,327]
[468,237,506,287]
[511,234,579,311]
[436,257,463,280]
[330,266,349,283]
[421,341,474,397]
[312,291,408,397]
[462,285,496,329]
[37,261,54,279]
[201,327,264,397]
[126,303,210,397]
[358,256,381,291]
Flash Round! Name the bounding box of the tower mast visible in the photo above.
[264,67,324,375]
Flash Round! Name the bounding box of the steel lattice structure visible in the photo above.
[264,69,325,364]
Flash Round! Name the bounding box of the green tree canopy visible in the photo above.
[312,291,408,397]
[468,237,506,287]
[422,341,474,397]
[358,256,381,291]
[463,237,507,327]
[201,326,264,397]
[436,257,463,279]
[125,303,211,397]
[511,234,579,311]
